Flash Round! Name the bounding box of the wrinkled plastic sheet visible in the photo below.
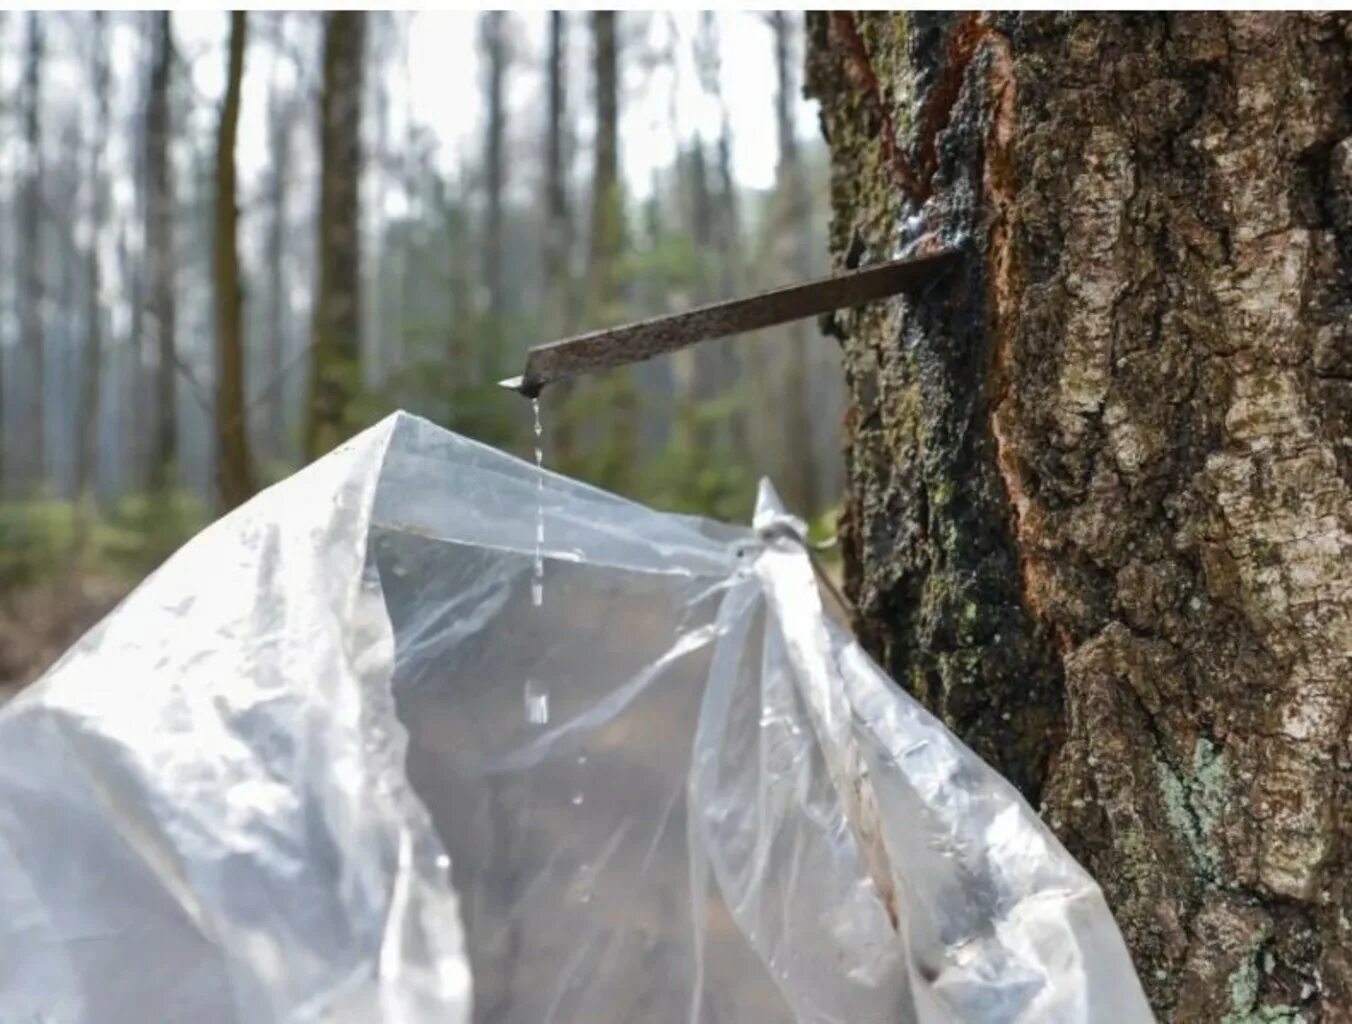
[0,412,1153,1023]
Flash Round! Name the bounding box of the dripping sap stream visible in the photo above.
[532,398,545,607]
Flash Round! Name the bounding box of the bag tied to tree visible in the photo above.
[0,413,1152,1023]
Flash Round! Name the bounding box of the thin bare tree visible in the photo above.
[769,11,819,519]
[586,11,621,312]
[214,11,254,508]
[75,12,109,546]
[18,13,46,494]
[145,11,178,498]
[543,11,571,323]
[305,11,365,461]
[481,12,508,328]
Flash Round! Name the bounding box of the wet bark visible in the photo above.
[306,11,365,461]
[807,12,1352,1021]
[214,12,253,510]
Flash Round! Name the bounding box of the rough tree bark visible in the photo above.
[214,11,253,510]
[807,12,1352,1021]
[305,11,365,462]
[146,11,177,498]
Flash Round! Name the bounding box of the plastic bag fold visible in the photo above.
[0,412,1152,1023]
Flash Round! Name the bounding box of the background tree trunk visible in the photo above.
[697,13,749,459]
[214,11,253,510]
[146,11,177,499]
[587,11,621,313]
[481,12,507,328]
[543,11,571,323]
[695,11,739,302]
[553,11,629,478]
[18,13,45,495]
[122,161,146,494]
[305,10,365,461]
[75,13,108,543]
[770,11,820,521]
[264,74,293,465]
[585,10,639,491]
[807,12,1352,1020]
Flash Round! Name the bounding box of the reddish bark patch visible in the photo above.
[828,12,921,199]
[915,15,1005,198]
[976,25,1052,625]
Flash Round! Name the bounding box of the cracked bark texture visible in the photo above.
[807,13,1352,1022]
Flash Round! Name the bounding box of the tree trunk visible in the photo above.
[305,11,365,462]
[584,11,638,490]
[363,13,388,394]
[807,12,1352,1020]
[680,137,716,415]
[264,78,291,463]
[543,10,571,321]
[118,223,142,497]
[76,13,108,538]
[146,10,177,499]
[19,13,45,495]
[214,11,253,510]
[695,12,750,458]
[481,12,507,327]
[587,11,621,313]
[771,11,820,521]
[553,11,629,477]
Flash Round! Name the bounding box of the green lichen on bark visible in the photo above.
[809,11,1352,1021]
[806,11,1067,801]
[1157,737,1231,880]
[1221,926,1306,1024]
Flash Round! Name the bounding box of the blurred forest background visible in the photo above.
[0,10,843,690]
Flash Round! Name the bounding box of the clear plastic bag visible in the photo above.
[0,413,1153,1023]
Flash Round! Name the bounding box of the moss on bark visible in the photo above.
[809,12,1352,1020]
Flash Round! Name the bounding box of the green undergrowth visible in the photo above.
[0,490,207,589]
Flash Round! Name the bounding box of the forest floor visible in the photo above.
[0,577,130,702]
